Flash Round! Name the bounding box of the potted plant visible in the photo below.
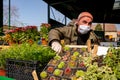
[0,36,5,45]
[0,69,6,76]
[0,43,56,79]
[4,26,40,45]
[0,43,56,68]
[40,23,51,45]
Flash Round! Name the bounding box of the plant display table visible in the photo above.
[0,45,10,50]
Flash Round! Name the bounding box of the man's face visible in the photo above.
[77,17,92,27]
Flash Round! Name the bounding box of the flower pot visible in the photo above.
[8,41,15,46]
[42,38,48,45]
[0,69,6,76]
[0,40,4,45]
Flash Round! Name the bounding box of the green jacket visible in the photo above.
[48,24,100,47]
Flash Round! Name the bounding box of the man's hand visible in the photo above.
[51,41,62,54]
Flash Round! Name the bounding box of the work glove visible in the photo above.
[51,41,62,54]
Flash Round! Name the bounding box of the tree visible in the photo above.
[3,1,19,26]
[95,23,103,31]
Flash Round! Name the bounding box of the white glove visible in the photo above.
[51,41,62,54]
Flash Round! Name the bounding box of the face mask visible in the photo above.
[78,25,90,34]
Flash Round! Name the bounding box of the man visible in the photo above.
[48,11,100,53]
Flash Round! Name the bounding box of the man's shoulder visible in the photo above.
[52,26,74,32]
[67,19,77,27]
[90,30,95,34]
[89,30,98,38]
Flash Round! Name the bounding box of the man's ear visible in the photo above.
[75,19,79,25]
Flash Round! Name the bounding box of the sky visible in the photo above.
[4,0,49,30]
[3,0,120,31]
[3,0,71,30]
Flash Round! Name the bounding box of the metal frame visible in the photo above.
[47,4,67,26]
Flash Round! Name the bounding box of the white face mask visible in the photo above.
[78,25,91,34]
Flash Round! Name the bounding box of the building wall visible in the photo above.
[105,32,117,41]
[92,23,118,42]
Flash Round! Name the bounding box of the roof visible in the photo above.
[91,23,117,32]
[105,24,117,32]
[43,0,120,24]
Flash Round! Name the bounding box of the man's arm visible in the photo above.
[48,26,71,54]
[48,26,71,46]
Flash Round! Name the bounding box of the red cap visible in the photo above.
[78,12,93,21]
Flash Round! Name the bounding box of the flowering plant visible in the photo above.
[4,26,40,44]
[40,23,51,41]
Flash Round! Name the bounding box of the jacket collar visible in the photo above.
[73,24,78,36]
